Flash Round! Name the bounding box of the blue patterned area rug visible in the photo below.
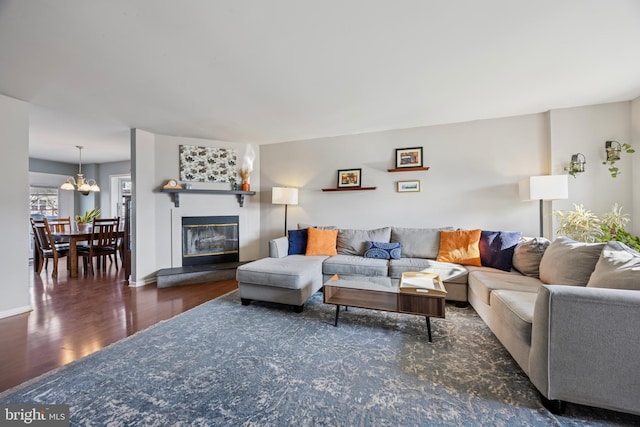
[1,290,638,426]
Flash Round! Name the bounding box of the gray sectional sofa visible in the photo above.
[236,227,640,416]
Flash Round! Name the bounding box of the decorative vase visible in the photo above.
[241,182,250,191]
[77,223,91,233]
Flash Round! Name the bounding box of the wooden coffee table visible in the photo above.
[323,272,447,342]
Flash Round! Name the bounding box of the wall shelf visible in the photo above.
[387,167,430,172]
[161,188,256,207]
[322,187,377,192]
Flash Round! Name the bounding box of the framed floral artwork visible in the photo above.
[179,145,237,183]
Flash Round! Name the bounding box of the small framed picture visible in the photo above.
[337,168,362,188]
[397,180,421,192]
[395,147,423,168]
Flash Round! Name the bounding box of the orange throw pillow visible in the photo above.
[305,227,338,256]
[436,229,482,266]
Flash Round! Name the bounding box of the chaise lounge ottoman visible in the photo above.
[236,255,328,312]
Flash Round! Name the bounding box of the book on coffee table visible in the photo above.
[399,272,447,296]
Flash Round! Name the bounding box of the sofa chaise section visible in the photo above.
[236,254,327,312]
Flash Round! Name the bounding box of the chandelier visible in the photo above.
[60,145,100,195]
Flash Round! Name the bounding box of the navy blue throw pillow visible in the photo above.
[479,230,522,271]
[288,229,308,255]
[364,241,401,260]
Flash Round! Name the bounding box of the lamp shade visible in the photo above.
[272,187,299,205]
[519,175,568,201]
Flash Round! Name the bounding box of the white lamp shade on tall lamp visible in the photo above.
[519,175,568,201]
[272,187,299,236]
[272,187,299,205]
[519,175,568,237]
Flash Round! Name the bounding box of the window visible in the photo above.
[30,186,59,218]
[110,175,131,218]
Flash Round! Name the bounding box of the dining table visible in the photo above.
[36,230,124,278]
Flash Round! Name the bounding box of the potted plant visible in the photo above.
[554,203,603,242]
[555,203,640,251]
[603,141,635,178]
[75,208,101,232]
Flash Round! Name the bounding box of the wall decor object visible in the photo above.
[163,178,182,189]
[337,168,362,188]
[397,180,421,192]
[179,145,237,183]
[395,147,423,168]
[565,153,586,178]
[603,140,635,178]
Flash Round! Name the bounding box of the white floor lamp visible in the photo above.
[519,175,568,238]
[272,187,299,236]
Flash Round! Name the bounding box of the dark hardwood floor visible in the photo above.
[0,260,237,393]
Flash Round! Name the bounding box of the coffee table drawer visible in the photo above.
[398,293,445,318]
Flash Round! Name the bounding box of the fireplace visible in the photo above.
[182,216,239,266]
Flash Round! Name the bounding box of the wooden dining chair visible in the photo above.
[78,217,120,275]
[47,217,72,243]
[47,217,72,233]
[30,218,70,278]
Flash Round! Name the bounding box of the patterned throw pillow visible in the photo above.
[364,241,401,260]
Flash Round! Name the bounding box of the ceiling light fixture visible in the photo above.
[60,145,100,195]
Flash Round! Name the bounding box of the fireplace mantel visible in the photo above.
[161,188,256,208]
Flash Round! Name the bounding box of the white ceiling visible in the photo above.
[1,0,640,164]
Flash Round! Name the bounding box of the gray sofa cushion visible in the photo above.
[587,241,640,290]
[512,237,551,278]
[236,255,327,290]
[337,227,391,256]
[539,237,604,286]
[391,226,454,259]
[322,254,388,277]
[389,258,468,284]
[468,269,542,305]
[491,290,537,345]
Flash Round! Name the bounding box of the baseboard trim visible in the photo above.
[128,278,155,287]
[0,305,32,320]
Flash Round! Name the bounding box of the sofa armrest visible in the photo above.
[269,236,289,258]
[529,285,640,415]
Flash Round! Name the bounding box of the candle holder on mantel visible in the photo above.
[239,169,251,191]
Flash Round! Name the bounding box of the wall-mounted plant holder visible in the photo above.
[565,153,585,178]
[603,140,635,178]
[605,140,621,161]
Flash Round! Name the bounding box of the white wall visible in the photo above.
[130,132,261,285]
[632,96,640,235]
[260,113,549,256]
[260,101,636,256]
[549,102,633,224]
[130,129,157,285]
[0,94,31,318]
